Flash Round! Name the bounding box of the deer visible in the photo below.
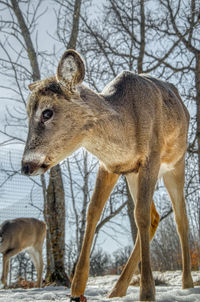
[21,49,194,301]
[0,217,46,288]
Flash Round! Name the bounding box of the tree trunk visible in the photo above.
[195,52,200,267]
[137,0,145,74]
[10,0,57,284]
[45,164,66,285]
[10,0,40,81]
[78,151,89,254]
[45,0,82,284]
[195,52,200,183]
[41,174,54,281]
[68,0,82,49]
[46,164,70,286]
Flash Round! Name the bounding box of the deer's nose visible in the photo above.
[21,163,31,175]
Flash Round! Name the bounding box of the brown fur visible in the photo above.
[0,218,46,288]
[22,49,193,301]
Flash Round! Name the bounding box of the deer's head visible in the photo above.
[21,49,91,176]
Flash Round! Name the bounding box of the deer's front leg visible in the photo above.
[71,165,119,299]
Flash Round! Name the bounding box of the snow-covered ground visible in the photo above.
[0,271,200,302]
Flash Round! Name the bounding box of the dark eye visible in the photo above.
[42,109,53,122]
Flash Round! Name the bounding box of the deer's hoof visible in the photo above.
[183,278,194,289]
[70,295,87,302]
[140,289,155,301]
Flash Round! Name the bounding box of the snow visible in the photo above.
[0,271,200,302]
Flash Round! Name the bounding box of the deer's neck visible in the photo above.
[79,85,136,170]
[79,84,115,116]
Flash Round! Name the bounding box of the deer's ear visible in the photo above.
[56,49,85,89]
[28,80,42,91]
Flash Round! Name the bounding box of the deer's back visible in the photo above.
[102,71,188,122]
[100,71,189,167]
[0,218,46,253]
[101,71,189,142]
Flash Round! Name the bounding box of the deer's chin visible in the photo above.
[31,167,48,176]
[33,163,52,176]
[39,163,51,173]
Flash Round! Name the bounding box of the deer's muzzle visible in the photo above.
[21,152,50,176]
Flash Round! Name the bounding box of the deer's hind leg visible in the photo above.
[1,254,10,287]
[108,173,160,298]
[163,158,193,289]
[127,154,160,301]
[1,248,21,287]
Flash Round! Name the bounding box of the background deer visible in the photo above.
[21,49,193,301]
[0,217,46,288]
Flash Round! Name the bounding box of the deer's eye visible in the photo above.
[41,109,53,122]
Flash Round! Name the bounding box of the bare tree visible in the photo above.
[151,215,182,271]
[43,0,83,284]
[153,0,200,177]
[36,0,84,286]
[113,246,132,274]
[0,0,71,285]
[90,248,111,276]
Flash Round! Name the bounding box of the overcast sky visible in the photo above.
[0,0,106,144]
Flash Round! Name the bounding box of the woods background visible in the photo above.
[0,0,199,285]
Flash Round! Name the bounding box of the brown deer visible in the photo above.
[0,217,46,288]
[21,49,193,301]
